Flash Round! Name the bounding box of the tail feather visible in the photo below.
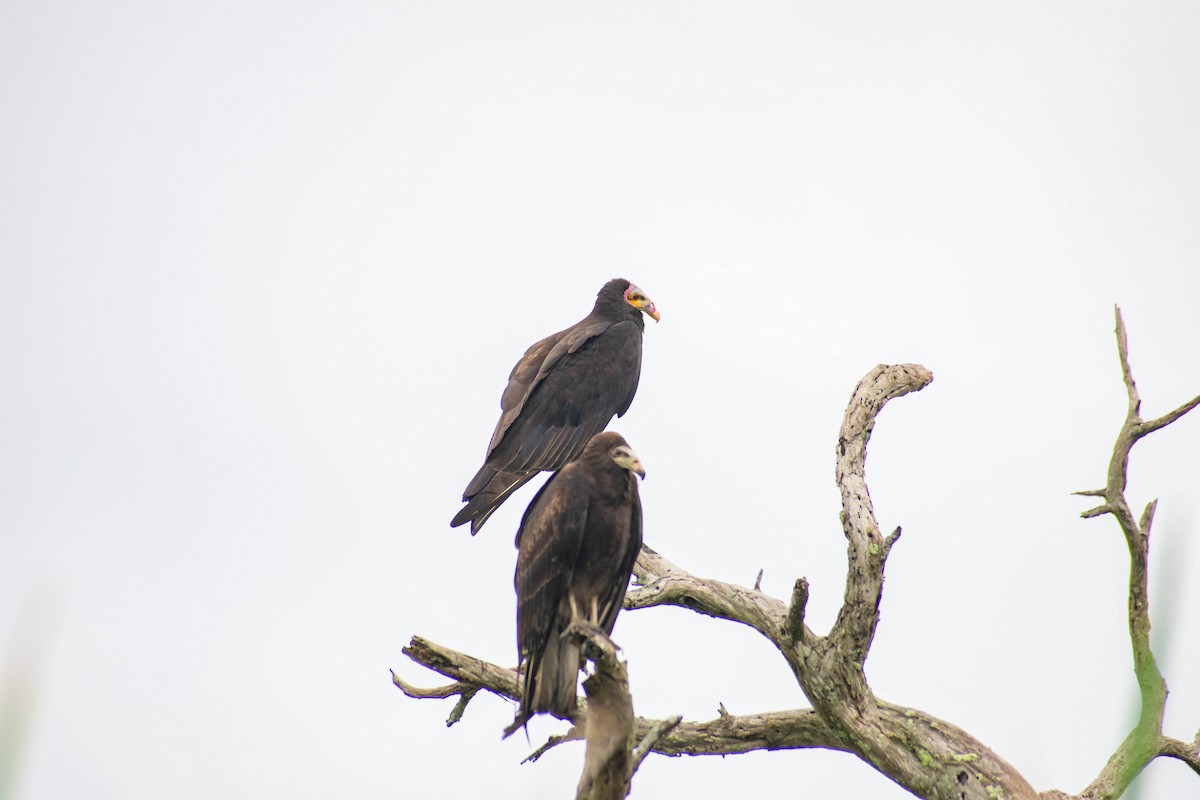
[451,470,535,534]
[501,637,579,738]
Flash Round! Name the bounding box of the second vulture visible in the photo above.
[502,431,645,737]
[451,278,659,534]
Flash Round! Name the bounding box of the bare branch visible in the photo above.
[1159,735,1200,777]
[525,708,848,761]
[390,669,469,700]
[769,363,1043,800]
[1115,304,1141,421]
[1138,500,1157,536]
[1075,306,1199,800]
[784,578,809,643]
[397,635,569,734]
[626,545,793,646]
[575,631,634,800]
[883,526,902,555]
[395,635,850,759]
[630,715,682,776]
[446,688,480,727]
[400,636,523,704]
[830,363,932,658]
[523,729,584,764]
[1081,504,1113,519]
[390,666,484,727]
[1135,393,1200,438]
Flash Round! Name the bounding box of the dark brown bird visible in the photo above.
[502,431,645,738]
[451,279,658,534]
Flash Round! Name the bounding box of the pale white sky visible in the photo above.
[2,3,1198,798]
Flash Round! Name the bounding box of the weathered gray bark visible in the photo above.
[394,308,1200,799]
[570,630,653,800]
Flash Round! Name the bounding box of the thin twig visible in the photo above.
[1135,395,1200,439]
[883,526,902,556]
[630,715,683,774]
[446,687,479,727]
[523,729,585,764]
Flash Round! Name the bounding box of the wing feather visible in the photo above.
[489,321,642,476]
[513,465,591,718]
[599,474,644,636]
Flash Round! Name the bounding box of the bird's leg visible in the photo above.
[567,596,582,630]
[561,597,600,642]
[562,594,616,664]
[563,595,594,640]
[564,595,606,639]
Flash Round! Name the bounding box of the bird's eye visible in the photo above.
[628,292,643,303]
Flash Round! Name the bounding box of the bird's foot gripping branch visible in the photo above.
[397,313,1200,799]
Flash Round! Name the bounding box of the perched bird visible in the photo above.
[451,278,659,534]
[502,431,645,738]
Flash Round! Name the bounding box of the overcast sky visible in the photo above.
[2,3,1199,798]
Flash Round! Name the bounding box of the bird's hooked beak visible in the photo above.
[624,284,661,323]
[611,446,646,480]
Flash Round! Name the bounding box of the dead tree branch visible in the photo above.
[625,545,796,645]
[1070,306,1200,800]
[573,630,634,800]
[630,715,682,773]
[395,635,849,758]
[623,365,1035,799]
[782,364,1038,800]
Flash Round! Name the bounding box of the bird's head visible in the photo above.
[623,283,660,322]
[584,431,647,479]
[608,442,646,480]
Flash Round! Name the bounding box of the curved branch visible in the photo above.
[390,670,470,701]
[776,362,1039,800]
[400,636,522,703]
[831,363,932,656]
[625,545,796,646]
[1159,733,1200,777]
[390,667,482,727]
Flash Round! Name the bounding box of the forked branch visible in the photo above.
[394,635,849,759]
[1072,306,1200,800]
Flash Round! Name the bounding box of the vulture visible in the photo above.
[451,278,659,534]
[503,431,645,738]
